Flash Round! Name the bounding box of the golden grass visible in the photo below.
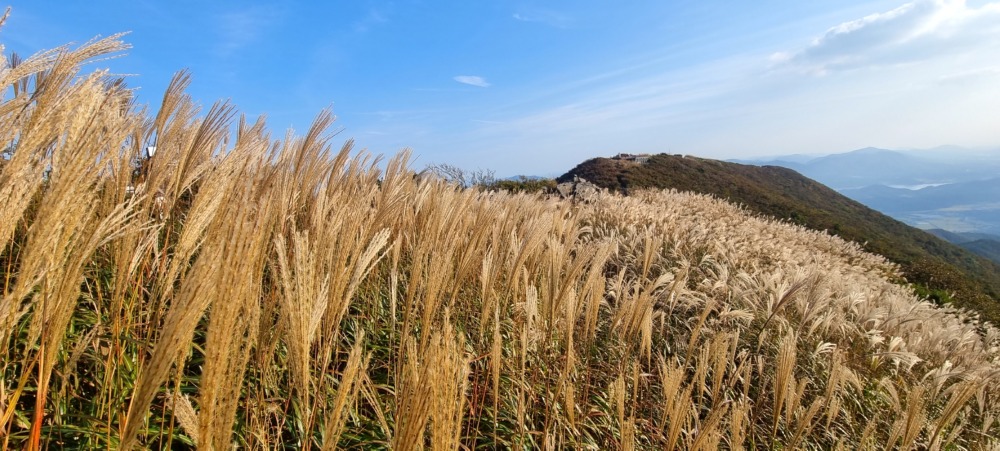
[1,17,999,450]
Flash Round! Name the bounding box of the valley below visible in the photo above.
[742,147,1000,263]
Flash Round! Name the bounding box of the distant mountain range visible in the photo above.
[926,229,1000,264]
[733,147,1000,190]
[737,146,1000,262]
[839,178,1000,233]
[559,153,1000,324]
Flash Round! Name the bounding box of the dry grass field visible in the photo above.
[1,18,998,450]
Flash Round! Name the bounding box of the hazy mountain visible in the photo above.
[741,147,1000,236]
[838,178,1000,235]
[842,178,1000,213]
[926,229,1000,264]
[927,229,980,244]
[560,153,1000,323]
[926,229,1000,244]
[503,175,548,181]
[797,148,939,189]
[960,239,1000,264]
[742,146,1000,190]
[729,153,818,165]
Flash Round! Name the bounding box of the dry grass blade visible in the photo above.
[321,332,369,450]
[1,16,999,450]
[773,331,797,440]
[928,379,980,449]
[392,338,432,451]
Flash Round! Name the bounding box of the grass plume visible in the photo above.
[0,15,999,450]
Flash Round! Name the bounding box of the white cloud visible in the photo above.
[370,2,1000,176]
[778,0,1000,74]
[512,10,573,28]
[453,75,491,87]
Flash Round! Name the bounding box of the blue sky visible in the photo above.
[2,1,999,176]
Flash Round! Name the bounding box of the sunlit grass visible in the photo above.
[1,16,998,450]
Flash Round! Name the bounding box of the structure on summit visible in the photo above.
[611,153,651,164]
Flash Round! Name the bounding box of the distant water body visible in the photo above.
[886,183,952,190]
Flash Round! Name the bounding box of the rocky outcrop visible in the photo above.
[555,176,602,202]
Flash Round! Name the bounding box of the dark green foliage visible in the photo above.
[487,177,557,194]
[957,239,1000,264]
[560,153,1000,324]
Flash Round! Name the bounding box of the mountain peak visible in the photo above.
[849,146,893,154]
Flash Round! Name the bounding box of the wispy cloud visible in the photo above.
[353,8,389,33]
[216,6,276,57]
[446,1,1000,174]
[512,10,573,28]
[774,0,1000,74]
[354,109,444,121]
[936,67,1000,86]
[344,1,1000,176]
[454,75,491,87]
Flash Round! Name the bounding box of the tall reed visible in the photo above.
[1,16,998,450]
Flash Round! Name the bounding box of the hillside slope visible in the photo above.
[559,154,1000,323]
[928,229,1000,264]
[961,239,1000,263]
[4,22,1000,450]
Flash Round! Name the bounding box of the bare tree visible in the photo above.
[423,163,496,188]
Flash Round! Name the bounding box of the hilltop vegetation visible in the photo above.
[2,23,999,450]
[560,154,1000,324]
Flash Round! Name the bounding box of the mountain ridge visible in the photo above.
[927,229,1000,264]
[559,153,1000,324]
[737,146,1000,189]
